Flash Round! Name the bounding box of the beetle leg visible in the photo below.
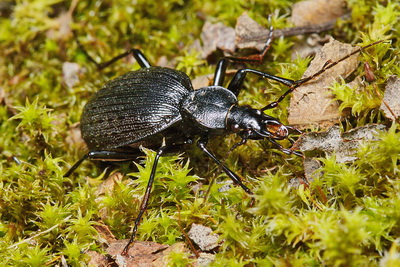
[95,48,151,70]
[73,31,151,70]
[213,16,274,87]
[64,154,89,177]
[225,15,274,64]
[213,58,229,86]
[197,138,253,195]
[122,145,168,256]
[64,150,142,177]
[227,68,297,96]
[64,138,192,177]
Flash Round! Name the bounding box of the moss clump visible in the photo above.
[0,0,399,265]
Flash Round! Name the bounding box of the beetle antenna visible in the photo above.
[260,40,386,111]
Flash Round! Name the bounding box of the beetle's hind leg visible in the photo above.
[73,30,151,70]
[94,48,151,70]
[64,153,89,177]
[64,150,142,177]
[122,145,169,256]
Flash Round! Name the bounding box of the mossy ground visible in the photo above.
[0,0,399,266]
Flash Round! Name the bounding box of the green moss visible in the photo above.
[0,0,399,265]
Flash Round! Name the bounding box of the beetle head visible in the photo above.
[227,105,293,140]
[227,105,303,156]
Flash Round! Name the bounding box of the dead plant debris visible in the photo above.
[293,124,386,163]
[188,223,220,251]
[291,0,347,27]
[380,75,400,121]
[288,38,359,128]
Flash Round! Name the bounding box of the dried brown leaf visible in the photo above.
[201,22,236,58]
[106,241,190,266]
[235,12,269,51]
[235,12,338,51]
[291,0,347,27]
[380,75,400,120]
[86,250,109,267]
[303,157,322,181]
[197,253,216,266]
[288,38,359,128]
[94,222,117,244]
[107,240,169,265]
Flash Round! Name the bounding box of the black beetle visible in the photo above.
[65,30,382,254]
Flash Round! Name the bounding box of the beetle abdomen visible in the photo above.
[81,67,193,150]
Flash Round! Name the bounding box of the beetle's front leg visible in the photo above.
[269,139,304,158]
[197,138,253,195]
[227,68,298,96]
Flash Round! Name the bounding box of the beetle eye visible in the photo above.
[231,124,240,132]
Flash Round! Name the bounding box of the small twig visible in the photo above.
[236,14,351,50]
[275,19,342,38]
[176,205,199,258]
[8,223,61,249]
[202,174,216,207]
[67,0,78,17]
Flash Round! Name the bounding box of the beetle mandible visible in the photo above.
[65,26,382,254]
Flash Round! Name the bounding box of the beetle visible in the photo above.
[65,28,382,254]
